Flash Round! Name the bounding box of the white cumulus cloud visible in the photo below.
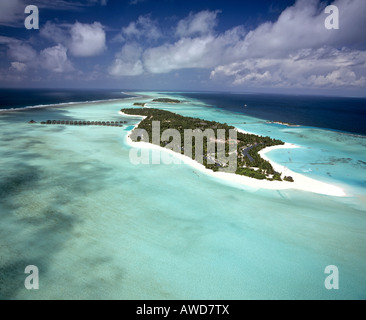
[10,62,27,72]
[8,42,37,62]
[69,22,106,57]
[0,0,24,26]
[109,43,144,76]
[40,21,106,57]
[40,44,73,73]
[140,1,366,90]
[114,15,162,43]
[176,10,220,38]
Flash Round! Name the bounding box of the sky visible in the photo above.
[0,0,365,96]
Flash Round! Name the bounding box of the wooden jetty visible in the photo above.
[31,120,128,127]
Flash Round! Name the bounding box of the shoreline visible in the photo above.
[119,111,346,197]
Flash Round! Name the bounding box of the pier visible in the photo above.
[29,120,128,127]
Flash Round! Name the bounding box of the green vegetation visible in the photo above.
[272,173,283,181]
[133,102,146,107]
[152,98,181,104]
[121,108,290,181]
[284,176,294,182]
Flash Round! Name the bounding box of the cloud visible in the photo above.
[10,62,27,72]
[234,0,366,59]
[143,36,219,73]
[69,22,106,57]
[1,33,74,75]
[2,38,73,74]
[115,15,161,43]
[0,0,110,27]
[210,48,366,88]
[88,0,108,6]
[309,69,365,87]
[129,0,146,5]
[109,43,144,76]
[0,0,23,27]
[143,24,245,74]
[176,10,220,38]
[141,1,366,90]
[40,44,73,73]
[124,10,224,74]
[1,0,366,92]
[0,36,20,46]
[41,21,107,57]
[208,0,366,89]
[40,21,69,44]
[7,42,37,62]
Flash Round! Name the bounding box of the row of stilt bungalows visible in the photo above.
[36,120,128,127]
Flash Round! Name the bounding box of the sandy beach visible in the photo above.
[120,111,346,197]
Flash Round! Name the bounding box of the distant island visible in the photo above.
[267,121,300,127]
[122,108,293,182]
[152,98,181,104]
[133,102,147,107]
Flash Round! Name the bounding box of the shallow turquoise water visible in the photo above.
[0,94,365,300]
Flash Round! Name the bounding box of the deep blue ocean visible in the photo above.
[0,89,131,110]
[0,89,365,135]
[174,92,366,135]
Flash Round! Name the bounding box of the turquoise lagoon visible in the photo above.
[0,92,365,299]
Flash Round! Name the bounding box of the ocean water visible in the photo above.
[0,92,365,300]
[0,89,132,110]
[176,92,366,135]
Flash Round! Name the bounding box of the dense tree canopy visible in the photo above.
[152,98,181,104]
[121,108,291,181]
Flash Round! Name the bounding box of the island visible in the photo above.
[152,98,181,104]
[133,102,147,107]
[267,121,300,127]
[122,108,293,182]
